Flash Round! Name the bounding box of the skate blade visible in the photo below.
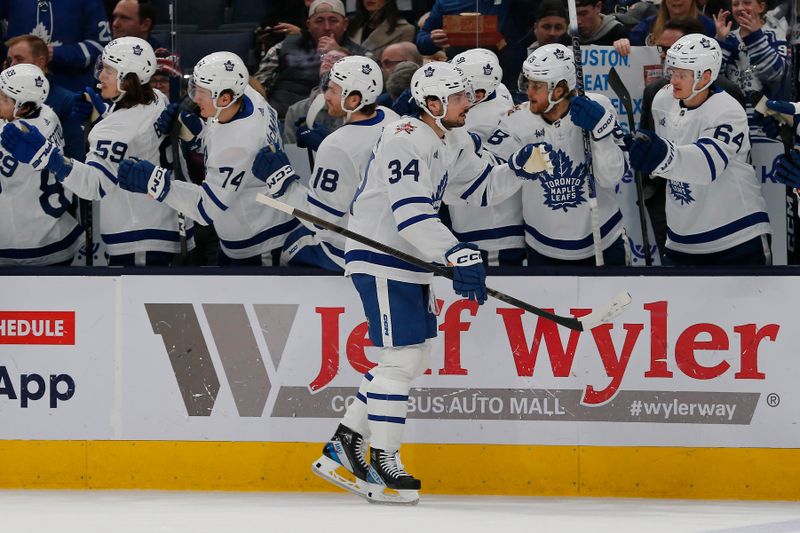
[365,485,419,506]
[311,455,370,501]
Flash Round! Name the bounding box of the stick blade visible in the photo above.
[256,193,295,215]
[578,291,632,330]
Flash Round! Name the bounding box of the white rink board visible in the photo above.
[1,274,796,447]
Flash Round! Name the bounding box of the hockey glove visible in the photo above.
[775,150,800,189]
[295,119,331,151]
[628,129,674,176]
[156,103,204,143]
[508,142,554,180]
[251,145,299,198]
[569,95,615,140]
[750,111,781,138]
[0,121,69,177]
[445,243,487,305]
[70,87,108,125]
[118,158,171,202]
[765,99,800,129]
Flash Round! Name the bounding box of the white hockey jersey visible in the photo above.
[282,107,399,267]
[486,93,626,260]
[345,117,525,284]
[650,85,771,254]
[164,86,298,259]
[0,106,83,265]
[447,85,523,263]
[60,91,194,256]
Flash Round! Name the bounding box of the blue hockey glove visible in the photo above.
[156,103,204,141]
[750,111,781,138]
[251,145,299,197]
[70,87,108,125]
[0,121,69,177]
[508,142,554,180]
[569,95,614,140]
[628,129,673,175]
[775,150,800,189]
[766,99,800,127]
[155,102,180,136]
[118,158,171,202]
[445,243,487,305]
[295,119,330,151]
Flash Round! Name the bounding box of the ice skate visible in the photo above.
[365,448,421,505]
[312,424,380,501]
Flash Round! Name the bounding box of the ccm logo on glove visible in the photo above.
[450,250,481,265]
[266,165,294,189]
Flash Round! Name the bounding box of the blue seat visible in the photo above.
[150,0,227,29]
[176,29,256,72]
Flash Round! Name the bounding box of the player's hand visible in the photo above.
[445,243,487,305]
[628,129,673,175]
[118,158,171,202]
[295,119,330,151]
[177,110,204,141]
[750,111,780,138]
[155,102,180,136]
[70,87,108,125]
[0,121,61,171]
[508,142,554,180]
[569,95,614,139]
[252,145,299,198]
[765,99,800,128]
[775,150,800,188]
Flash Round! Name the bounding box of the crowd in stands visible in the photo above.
[0,0,796,268]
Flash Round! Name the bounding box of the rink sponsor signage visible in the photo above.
[0,311,75,345]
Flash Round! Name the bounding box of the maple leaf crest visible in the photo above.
[539,149,587,212]
[668,180,695,205]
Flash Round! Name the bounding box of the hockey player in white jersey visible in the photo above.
[483,44,628,266]
[0,64,83,265]
[295,62,553,504]
[251,55,398,271]
[115,52,298,266]
[628,34,771,265]
[446,48,525,266]
[0,37,193,266]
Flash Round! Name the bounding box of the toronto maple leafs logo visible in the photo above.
[553,48,566,60]
[395,122,416,134]
[669,180,694,205]
[699,37,711,48]
[132,44,143,56]
[34,76,44,87]
[483,63,493,75]
[540,149,588,211]
[224,60,235,72]
[361,64,372,75]
[659,117,666,127]
[424,66,435,77]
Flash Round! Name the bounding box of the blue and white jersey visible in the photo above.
[345,117,524,284]
[164,86,298,259]
[0,106,83,265]
[60,91,194,257]
[650,85,771,254]
[486,93,627,261]
[281,107,399,268]
[447,84,523,264]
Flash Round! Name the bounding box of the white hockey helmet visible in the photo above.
[328,55,382,121]
[410,61,469,129]
[98,37,156,100]
[0,64,49,116]
[451,48,502,100]
[189,52,249,119]
[522,44,576,112]
[665,33,721,100]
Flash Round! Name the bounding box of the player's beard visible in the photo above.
[441,113,466,129]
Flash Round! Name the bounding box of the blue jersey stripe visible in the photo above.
[0,224,82,259]
[392,196,432,211]
[524,210,623,250]
[460,163,492,200]
[102,227,191,244]
[397,213,438,232]
[219,219,300,250]
[87,160,117,184]
[307,194,345,218]
[197,200,214,225]
[366,392,409,401]
[668,212,770,245]
[345,249,428,272]
[694,141,717,181]
[367,414,406,424]
[202,183,228,211]
[452,225,524,242]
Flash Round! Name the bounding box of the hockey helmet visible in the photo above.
[328,55,382,119]
[521,44,576,112]
[451,48,502,100]
[0,64,49,116]
[189,52,248,119]
[410,61,470,129]
[98,37,157,92]
[665,33,721,98]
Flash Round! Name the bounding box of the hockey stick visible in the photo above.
[566,0,604,266]
[607,67,653,266]
[256,193,632,331]
[169,0,188,259]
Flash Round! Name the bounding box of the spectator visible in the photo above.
[111,0,161,50]
[255,0,369,119]
[1,0,111,92]
[347,0,416,60]
[386,60,419,114]
[148,48,181,100]
[714,0,789,126]
[257,0,314,52]
[5,35,84,161]
[283,49,349,145]
[524,0,571,54]
[415,0,533,89]
[378,41,422,76]
[614,0,715,54]
[576,0,630,45]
